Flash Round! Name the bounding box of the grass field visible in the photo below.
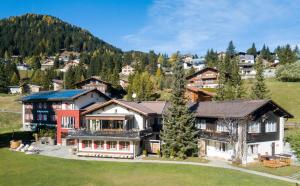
[237,163,300,179]
[0,94,22,133]
[0,148,293,186]
[244,78,300,123]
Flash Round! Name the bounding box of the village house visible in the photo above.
[41,59,54,70]
[17,63,30,71]
[8,86,22,94]
[239,53,255,64]
[52,79,64,91]
[192,100,293,164]
[186,67,219,88]
[21,89,110,131]
[121,65,134,76]
[74,76,112,96]
[58,99,168,158]
[59,51,80,62]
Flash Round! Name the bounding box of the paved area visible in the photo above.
[35,144,300,184]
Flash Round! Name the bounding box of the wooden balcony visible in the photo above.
[199,130,230,142]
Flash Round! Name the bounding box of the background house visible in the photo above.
[186,67,219,88]
[121,65,134,76]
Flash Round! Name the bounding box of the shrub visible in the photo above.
[142,150,147,156]
[276,62,300,82]
[285,129,300,159]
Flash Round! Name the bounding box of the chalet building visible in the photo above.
[186,67,219,88]
[21,89,110,131]
[59,51,80,62]
[59,99,168,158]
[74,77,112,96]
[185,87,215,102]
[121,65,134,76]
[239,54,255,64]
[191,100,293,164]
[41,59,54,70]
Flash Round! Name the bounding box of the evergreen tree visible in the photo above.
[10,72,19,85]
[250,57,270,99]
[0,62,8,93]
[247,43,257,56]
[204,49,218,67]
[160,62,198,159]
[65,67,75,89]
[54,55,60,69]
[226,41,236,57]
[31,70,43,85]
[215,42,245,101]
[31,56,41,70]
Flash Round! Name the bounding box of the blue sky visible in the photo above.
[1,0,300,56]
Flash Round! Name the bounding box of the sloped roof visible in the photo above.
[74,77,111,86]
[22,89,110,102]
[191,99,293,118]
[82,99,168,116]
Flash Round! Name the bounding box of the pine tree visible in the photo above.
[247,43,257,56]
[160,62,198,159]
[250,57,270,99]
[10,72,19,85]
[65,67,75,89]
[226,41,236,57]
[0,62,8,93]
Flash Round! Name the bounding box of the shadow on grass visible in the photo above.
[0,131,34,148]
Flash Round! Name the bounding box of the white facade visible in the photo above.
[121,65,134,76]
[8,86,21,94]
[90,103,146,130]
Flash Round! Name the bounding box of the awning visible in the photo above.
[85,114,134,120]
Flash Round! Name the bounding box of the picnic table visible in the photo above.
[259,154,292,168]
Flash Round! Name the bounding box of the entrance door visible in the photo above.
[271,142,275,156]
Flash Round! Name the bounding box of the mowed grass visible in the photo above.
[0,148,293,186]
[0,94,22,133]
[245,79,300,123]
[237,163,300,178]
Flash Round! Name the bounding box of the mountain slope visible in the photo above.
[0,13,122,57]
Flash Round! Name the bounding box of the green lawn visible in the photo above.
[245,78,300,123]
[237,163,300,179]
[0,148,293,186]
[0,94,22,133]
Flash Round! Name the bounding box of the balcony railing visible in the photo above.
[67,128,153,139]
[199,130,230,142]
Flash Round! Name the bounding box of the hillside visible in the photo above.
[0,14,122,57]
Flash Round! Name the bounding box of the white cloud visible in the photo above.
[123,0,300,55]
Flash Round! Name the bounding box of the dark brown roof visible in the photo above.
[191,100,293,118]
[81,99,168,116]
[74,77,111,87]
[186,67,219,80]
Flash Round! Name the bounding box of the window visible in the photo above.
[43,114,47,121]
[196,120,206,130]
[265,122,277,133]
[37,113,43,121]
[82,140,92,149]
[217,124,228,132]
[51,115,56,121]
[217,142,226,152]
[38,103,43,109]
[248,122,260,133]
[43,103,47,109]
[94,141,104,149]
[248,144,259,155]
[119,141,130,151]
[106,141,117,150]
[61,116,75,128]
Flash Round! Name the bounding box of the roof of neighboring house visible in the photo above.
[52,79,64,84]
[186,87,216,97]
[239,54,254,61]
[81,99,168,116]
[22,88,110,102]
[190,99,293,118]
[186,67,219,80]
[74,77,111,87]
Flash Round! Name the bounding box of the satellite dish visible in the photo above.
[132,93,137,99]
